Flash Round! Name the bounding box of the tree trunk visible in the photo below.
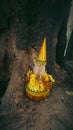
[0,24,37,114]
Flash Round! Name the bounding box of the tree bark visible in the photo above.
[0,24,37,114]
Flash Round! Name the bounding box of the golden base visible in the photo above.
[25,87,50,101]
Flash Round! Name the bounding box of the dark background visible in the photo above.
[0,0,73,71]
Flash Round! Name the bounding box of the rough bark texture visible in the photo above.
[0,23,37,113]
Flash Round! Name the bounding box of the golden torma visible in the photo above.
[25,37,55,100]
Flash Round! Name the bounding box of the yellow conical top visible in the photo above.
[37,37,47,63]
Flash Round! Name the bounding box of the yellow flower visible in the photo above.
[48,74,55,82]
[30,73,36,79]
[44,73,55,83]
[27,69,32,77]
[44,73,49,81]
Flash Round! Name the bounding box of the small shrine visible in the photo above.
[25,37,55,100]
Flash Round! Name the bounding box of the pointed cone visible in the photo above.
[37,37,47,63]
